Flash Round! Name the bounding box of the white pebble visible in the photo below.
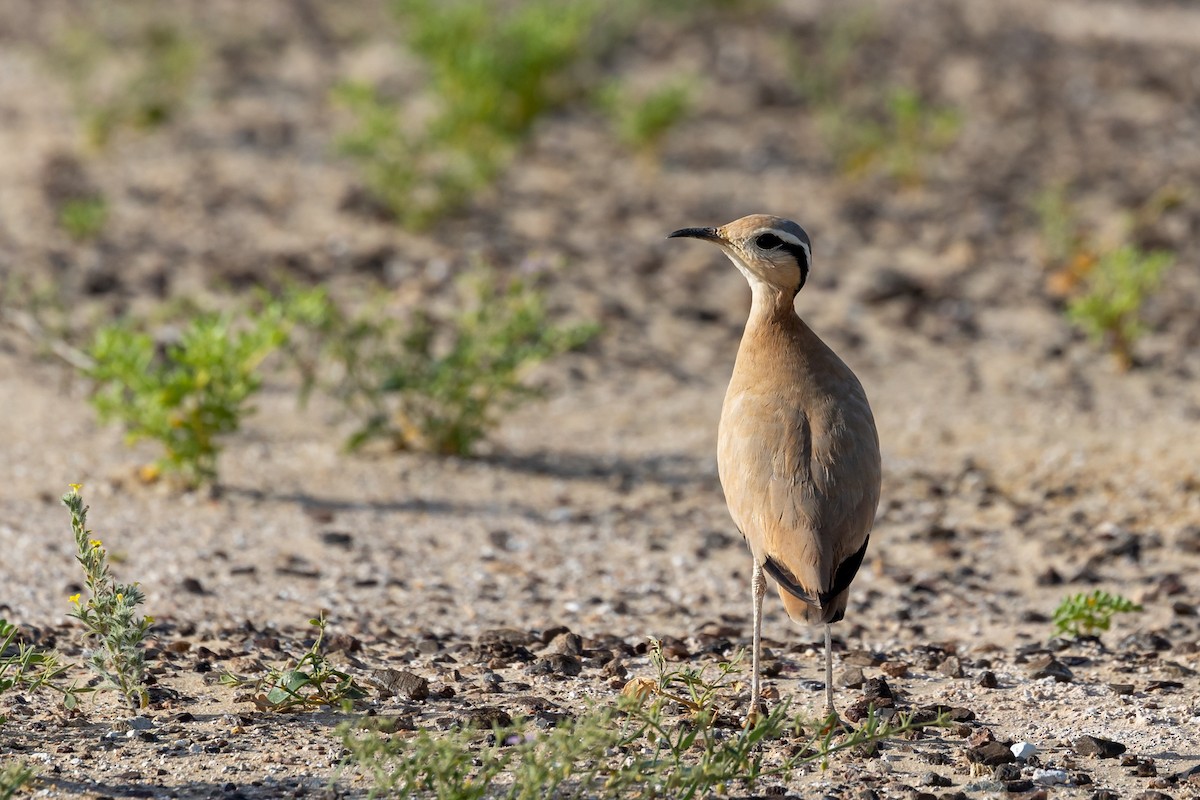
[1010,741,1037,760]
[1033,768,1071,785]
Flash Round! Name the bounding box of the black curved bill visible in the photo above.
[667,226,723,242]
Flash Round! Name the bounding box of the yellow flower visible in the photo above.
[69,593,81,604]
[116,593,124,602]
[69,483,83,493]
[90,539,102,549]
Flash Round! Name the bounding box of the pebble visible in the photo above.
[839,667,866,689]
[1074,735,1127,759]
[369,668,430,701]
[1011,741,1038,760]
[1033,769,1072,786]
[938,655,964,678]
[1026,654,1074,682]
[966,741,1016,766]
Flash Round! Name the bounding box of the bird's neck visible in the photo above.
[747,283,799,327]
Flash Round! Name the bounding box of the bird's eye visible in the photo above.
[755,233,782,249]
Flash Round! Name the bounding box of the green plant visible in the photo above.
[1052,590,1144,639]
[337,0,618,227]
[0,619,80,717]
[338,639,945,798]
[64,485,153,709]
[822,86,960,185]
[86,308,289,486]
[0,761,36,800]
[1066,245,1174,369]
[600,80,691,154]
[221,615,366,711]
[54,23,200,148]
[58,196,108,240]
[339,267,599,455]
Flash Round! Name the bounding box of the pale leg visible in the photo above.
[824,623,836,718]
[747,560,766,726]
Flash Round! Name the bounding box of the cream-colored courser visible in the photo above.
[669,214,881,724]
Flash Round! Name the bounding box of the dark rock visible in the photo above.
[968,728,995,747]
[543,631,583,656]
[880,660,909,677]
[938,656,964,678]
[1090,790,1119,800]
[1074,735,1126,759]
[1108,683,1135,695]
[994,763,1022,781]
[921,772,953,787]
[1026,655,1074,682]
[1119,632,1172,652]
[319,531,353,548]
[1130,793,1173,800]
[966,741,1016,766]
[843,649,885,666]
[862,677,893,701]
[839,667,866,689]
[369,668,429,701]
[180,577,207,595]
[460,707,512,730]
[977,670,998,688]
[1004,779,1034,792]
[530,654,582,677]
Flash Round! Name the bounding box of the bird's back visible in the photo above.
[718,310,881,625]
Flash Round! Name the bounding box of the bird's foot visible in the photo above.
[743,697,770,729]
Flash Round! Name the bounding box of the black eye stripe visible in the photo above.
[755,233,782,249]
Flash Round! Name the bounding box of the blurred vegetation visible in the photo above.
[80,267,596,485]
[58,196,109,241]
[1067,246,1174,370]
[52,22,200,148]
[86,307,290,487]
[1052,590,1143,640]
[288,267,599,456]
[598,79,693,156]
[820,87,961,185]
[1035,186,1176,369]
[337,0,738,227]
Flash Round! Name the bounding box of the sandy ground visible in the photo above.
[2,0,1200,797]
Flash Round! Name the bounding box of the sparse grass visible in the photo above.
[53,22,200,148]
[221,615,367,712]
[1066,245,1173,369]
[788,7,878,107]
[0,619,80,717]
[64,485,153,710]
[821,86,961,185]
[337,0,612,227]
[293,267,598,456]
[58,196,109,241]
[1053,590,1144,640]
[0,761,36,800]
[85,307,290,486]
[338,640,946,798]
[599,79,692,155]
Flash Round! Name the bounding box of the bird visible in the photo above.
[668,214,881,726]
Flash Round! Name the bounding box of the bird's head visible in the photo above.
[668,214,812,296]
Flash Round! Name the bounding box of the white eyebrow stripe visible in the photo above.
[760,228,807,249]
[764,229,812,264]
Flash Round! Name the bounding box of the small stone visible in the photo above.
[938,656,964,678]
[1074,735,1126,759]
[460,707,512,730]
[542,632,583,656]
[1130,793,1172,800]
[968,728,995,747]
[839,667,866,689]
[319,531,353,548]
[920,772,952,787]
[1033,769,1071,785]
[1003,779,1034,793]
[369,668,429,701]
[1027,654,1074,682]
[994,763,1022,781]
[1090,790,1119,800]
[530,654,582,677]
[1108,683,1135,696]
[880,660,909,677]
[976,670,998,688]
[1011,741,1038,760]
[180,577,206,595]
[862,676,894,701]
[966,741,1016,766]
[843,649,884,666]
